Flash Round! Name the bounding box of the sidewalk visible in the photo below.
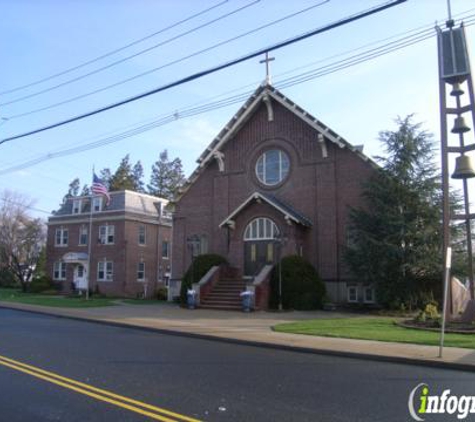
[1,300,475,372]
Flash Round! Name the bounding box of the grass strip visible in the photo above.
[273,317,475,349]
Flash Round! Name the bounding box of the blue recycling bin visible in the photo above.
[187,290,197,309]
[240,291,254,312]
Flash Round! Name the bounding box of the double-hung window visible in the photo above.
[53,261,66,280]
[99,225,115,245]
[347,286,358,303]
[137,262,145,281]
[138,225,146,245]
[161,241,170,259]
[55,227,69,247]
[79,226,88,246]
[97,261,113,281]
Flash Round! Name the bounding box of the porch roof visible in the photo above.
[219,192,312,228]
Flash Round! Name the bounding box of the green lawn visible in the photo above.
[273,317,475,349]
[0,288,116,308]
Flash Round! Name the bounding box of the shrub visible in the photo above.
[29,275,54,293]
[423,303,439,320]
[180,254,228,305]
[269,255,326,310]
[156,287,168,301]
[0,268,18,288]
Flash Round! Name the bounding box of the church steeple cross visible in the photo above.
[259,52,275,85]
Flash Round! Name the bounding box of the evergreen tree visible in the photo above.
[108,155,145,192]
[109,155,136,191]
[62,178,80,204]
[99,168,112,189]
[132,161,145,193]
[80,184,90,196]
[148,150,186,200]
[345,115,447,308]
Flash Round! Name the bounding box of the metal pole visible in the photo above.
[439,247,452,358]
[278,243,283,311]
[86,193,94,300]
[437,27,452,312]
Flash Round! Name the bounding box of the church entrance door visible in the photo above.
[243,217,279,277]
[244,241,275,276]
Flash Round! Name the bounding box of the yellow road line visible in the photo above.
[0,354,201,422]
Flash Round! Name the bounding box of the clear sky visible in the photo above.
[0,0,474,218]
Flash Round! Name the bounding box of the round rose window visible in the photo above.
[255,149,290,186]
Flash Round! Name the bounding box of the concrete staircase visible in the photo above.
[200,278,246,311]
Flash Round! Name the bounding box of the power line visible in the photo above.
[6,0,328,120]
[0,197,51,215]
[0,0,229,97]
[0,0,407,146]
[0,0,261,108]
[3,7,461,177]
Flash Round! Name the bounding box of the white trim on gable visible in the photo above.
[219,192,311,229]
[174,84,378,202]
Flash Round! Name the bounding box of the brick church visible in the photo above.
[171,83,377,307]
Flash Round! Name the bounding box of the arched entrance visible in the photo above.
[243,217,279,276]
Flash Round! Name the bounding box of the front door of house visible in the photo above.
[243,217,279,277]
[73,264,87,290]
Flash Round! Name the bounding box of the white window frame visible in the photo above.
[99,225,115,245]
[55,227,69,247]
[162,241,170,259]
[347,286,358,303]
[137,262,145,281]
[363,286,375,304]
[92,196,103,212]
[72,199,82,214]
[244,217,279,241]
[138,225,146,245]
[53,261,66,280]
[97,261,113,282]
[79,225,88,246]
[255,149,290,186]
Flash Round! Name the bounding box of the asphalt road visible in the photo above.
[0,308,474,422]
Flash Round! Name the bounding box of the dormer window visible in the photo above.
[92,197,103,212]
[72,199,82,214]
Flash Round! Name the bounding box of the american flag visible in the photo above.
[92,173,111,205]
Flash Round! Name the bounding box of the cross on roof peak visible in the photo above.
[259,52,275,85]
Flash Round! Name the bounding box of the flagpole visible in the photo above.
[86,167,94,300]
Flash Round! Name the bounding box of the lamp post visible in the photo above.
[274,232,287,311]
[186,235,201,285]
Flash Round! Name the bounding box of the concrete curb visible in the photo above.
[1,303,474,373]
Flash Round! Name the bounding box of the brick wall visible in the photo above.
[172,97,376,303]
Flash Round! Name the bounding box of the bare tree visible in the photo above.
[0,190,46,291]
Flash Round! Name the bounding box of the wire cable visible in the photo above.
[0,0,229,96]
[0,0,261,107]
[3,13,474,178]
[0,0,407,146]
[6,0,327,119]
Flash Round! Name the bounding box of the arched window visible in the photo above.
[244,217,279,241]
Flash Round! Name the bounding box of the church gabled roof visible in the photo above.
[219,191,312,228]
[175,83,376,202]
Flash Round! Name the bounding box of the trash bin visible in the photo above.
[187,289,197,309]
[240,290,254,312]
